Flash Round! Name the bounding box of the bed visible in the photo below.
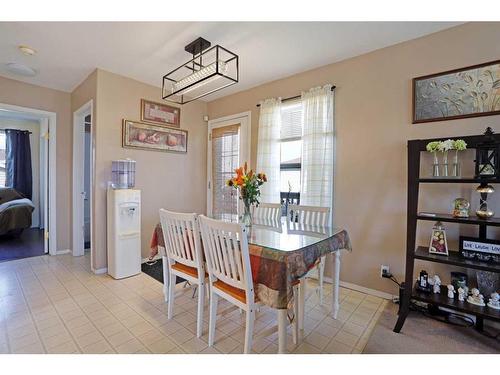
[0,188,35,236]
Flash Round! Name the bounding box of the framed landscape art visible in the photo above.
[413,60,500,123]
[141,99,180,127]
[122,120,187,153]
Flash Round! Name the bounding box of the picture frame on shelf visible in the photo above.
[413,60,500,124]
[429,222,449,256]
[122,119,188,153]
[459,236,500,264]
[140,99,181,127]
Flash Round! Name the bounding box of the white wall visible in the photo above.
[0,117,42,228]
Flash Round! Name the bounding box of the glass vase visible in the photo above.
[432,152,440,177]
[240,202,252,227]
[451,150,461,177]
[441,151,449,177]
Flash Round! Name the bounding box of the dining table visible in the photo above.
[149,217,352,354]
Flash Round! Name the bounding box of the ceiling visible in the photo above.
[0,22,462,101]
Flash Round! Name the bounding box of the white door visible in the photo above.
[72,101,93,257]
[207,112,251,221]
[40,118,49,253]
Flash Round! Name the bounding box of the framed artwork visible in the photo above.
[141,99,180,127]
[429,224,449,256]
[122,120,187,153]
[413,60,500,123]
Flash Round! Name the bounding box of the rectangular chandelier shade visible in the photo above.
[162,44,238,104]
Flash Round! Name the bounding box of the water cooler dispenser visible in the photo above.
[107,159,141,279]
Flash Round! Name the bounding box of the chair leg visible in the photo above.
[292,285,299,345]
[244,308,255,354]
[167,272,176,320]
[318,257,325,305]
[162,256,169,302]
[208,292,218,346]
[196,281,204,338]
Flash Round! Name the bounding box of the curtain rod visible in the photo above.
[256,85,336,107]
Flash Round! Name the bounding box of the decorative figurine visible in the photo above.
[429,221,449,255]
[467,288,486,306]
[487,292,500,310]
[432,275,441,294]
[447,284,455,299]
[458,287,466,301]
[452,198,470,218]
[475,183,495,219]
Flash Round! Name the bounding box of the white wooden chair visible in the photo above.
[199,215,298,353]
[288,204,330,305]
[159,209,206,338]
[252,202,282,222]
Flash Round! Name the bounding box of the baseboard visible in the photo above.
[93,267,107,275]
[318,275,395,300]
[56,249,71,255]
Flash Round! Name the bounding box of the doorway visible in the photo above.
[207,111,251,220]
[0,103,57,260]
[72,101,93,263]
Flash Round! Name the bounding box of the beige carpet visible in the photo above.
[363,302,500,353]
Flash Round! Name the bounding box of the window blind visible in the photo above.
[211,124,240,221]
[280,101,302,140]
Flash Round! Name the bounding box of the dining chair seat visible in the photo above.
[213,279,259,304]
[171,262,208,279]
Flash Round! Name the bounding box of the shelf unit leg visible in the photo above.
[475,317,484,332]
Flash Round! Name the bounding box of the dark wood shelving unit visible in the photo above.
[393,132,500,334]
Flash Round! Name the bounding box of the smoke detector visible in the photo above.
[19,45,36,56]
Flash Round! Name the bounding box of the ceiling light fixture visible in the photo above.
[5,62,37,77]
[162,37,238,105]
[18,45,37,56]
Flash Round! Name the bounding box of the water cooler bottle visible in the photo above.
[107,160,141,279]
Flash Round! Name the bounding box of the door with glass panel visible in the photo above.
[207,113,250,221]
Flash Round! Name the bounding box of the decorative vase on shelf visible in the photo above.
[432,152,440,177]
[451,150,461,177]
[240,201,253,227]
[441,150,449,177]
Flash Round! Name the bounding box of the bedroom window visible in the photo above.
[0,130,6,187]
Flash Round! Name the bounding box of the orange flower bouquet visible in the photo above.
[227,162,267,226]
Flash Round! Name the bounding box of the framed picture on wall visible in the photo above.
[122,120,187,153]
[413,60,500,123]
[140,99,181,127]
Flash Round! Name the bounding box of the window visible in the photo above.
[0,131,5,187]
[280,101,302,207]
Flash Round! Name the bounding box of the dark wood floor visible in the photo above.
[0,228,45,262]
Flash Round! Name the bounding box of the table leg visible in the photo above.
[277,309,287,354]
[298,279,306,331]
[331,251,341,319]
[162,255,169,302]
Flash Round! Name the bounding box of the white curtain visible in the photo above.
[256,98,282,204]
[300,85,334,220]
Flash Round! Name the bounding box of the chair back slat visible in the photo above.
[252,202,281,222]
[159,209,203,271]
[288,204,330,227]
[199,215,253,296]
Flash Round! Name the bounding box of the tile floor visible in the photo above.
[0,253,386,354]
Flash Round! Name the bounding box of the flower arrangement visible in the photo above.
[227,162,267,225]
[426,139,467,177]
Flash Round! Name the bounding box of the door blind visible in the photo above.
[212,123,240,221]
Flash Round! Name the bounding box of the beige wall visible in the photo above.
[207,22,500,295]
[0,76,71,250]
[93,70,208,271]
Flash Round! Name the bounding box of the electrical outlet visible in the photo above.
[380,265,390,278]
